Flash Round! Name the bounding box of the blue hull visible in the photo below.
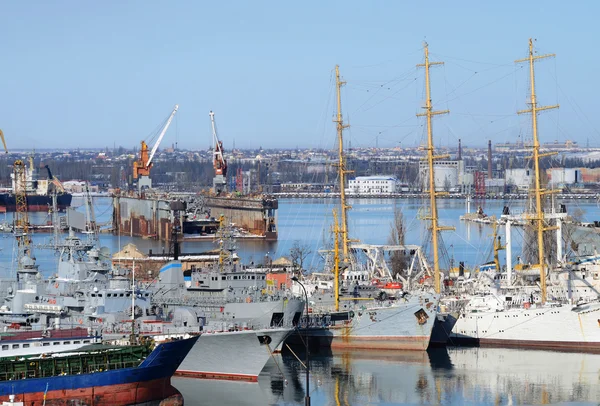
[0,336,198,405]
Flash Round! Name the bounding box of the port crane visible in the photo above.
[13,160,30,248]
[209,111,228,194]
[0,129,7,153]
[44,165,65,193]
[133,104,179,191]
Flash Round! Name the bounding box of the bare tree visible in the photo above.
[388,205,409,278]
[289,240,312,274]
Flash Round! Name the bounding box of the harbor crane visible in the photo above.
[13,160,30,249]
[0,130,7,153]
[133,104,179,191]
[210,111,228,194]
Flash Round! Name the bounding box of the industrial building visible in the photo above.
[505,168,532,192]
[418,161,463,192]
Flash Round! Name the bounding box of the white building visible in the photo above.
[418,161,461,192]
[547,168,580,186]
[348,176,399,195]
[505,168,532,191]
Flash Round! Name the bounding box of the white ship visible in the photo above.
[450,39,600,351]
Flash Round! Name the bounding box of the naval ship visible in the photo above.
[149,220,304,380]
[0,218,298,382]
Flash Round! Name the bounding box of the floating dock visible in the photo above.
[112,193,277,242]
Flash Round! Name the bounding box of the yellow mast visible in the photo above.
[492,222,505,272]
[333,209,340,311]
[334,65,352,261]
[515,38,559,304]
[417,42,454,294]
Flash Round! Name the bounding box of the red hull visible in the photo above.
[174,369,258,382]
[0,204,69,212]
[0,377,181,406]
[471,337,600,353]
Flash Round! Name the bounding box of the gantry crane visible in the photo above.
[133,104,179,191]
[209,111,228,194]
[13,160,30,247]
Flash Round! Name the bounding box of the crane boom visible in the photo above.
[147,104,179,167]
[0,129,7,153]
[209,111,227,177]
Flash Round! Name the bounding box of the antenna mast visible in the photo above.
[417,42,454,294]
[515,38,559,304]
[334,65,352,261]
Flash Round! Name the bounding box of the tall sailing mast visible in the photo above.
[515,38,559,304]
[334,65,352,261]
[417,43,454,294]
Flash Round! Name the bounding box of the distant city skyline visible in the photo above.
[1,1,598,151]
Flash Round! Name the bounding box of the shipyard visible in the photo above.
[3,2,600,406]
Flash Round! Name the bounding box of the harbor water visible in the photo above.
[4,196,600,405]
[174,347,600,405]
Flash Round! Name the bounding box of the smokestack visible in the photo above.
[458,139,462,161]
[487,140,492,179]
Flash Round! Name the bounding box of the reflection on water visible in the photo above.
[173,347,600,405]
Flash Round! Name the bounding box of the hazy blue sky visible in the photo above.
[1,1,598,150]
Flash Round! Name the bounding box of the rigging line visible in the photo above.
[442,67,523,105]
[350,68,418,114]
[433,71,477,105]
[429,52,512,67]
[360,78,418,113]
[549,72,600,137]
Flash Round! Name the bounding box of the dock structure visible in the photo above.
[112,193,278,242]
[112,195,176,241]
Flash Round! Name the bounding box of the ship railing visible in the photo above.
[297,314,333,329]
[0,360,143,382]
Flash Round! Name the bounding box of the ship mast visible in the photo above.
[492,222,505,273]
[515,38,559,304]
[334,65,352,261]
[333,209,340,311]
[417,42,454,294]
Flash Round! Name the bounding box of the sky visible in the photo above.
[1,1,599,151]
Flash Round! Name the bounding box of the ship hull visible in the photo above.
[175,328,291,381]
[0,336,198,406]
[293,292,439,351]
[0,193,72,212]
[451,301,600,351]
[429,312,459,347]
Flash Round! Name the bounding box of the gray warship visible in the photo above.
[0,204,300,381]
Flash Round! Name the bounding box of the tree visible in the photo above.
[289,240,312,274]
[388,205,409,278]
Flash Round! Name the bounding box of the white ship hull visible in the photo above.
[298,292,439,351]
[451,301,600,350]
[175,327,291,381]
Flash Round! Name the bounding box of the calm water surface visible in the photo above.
[3,196,600,277]
[174,347,600,405]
